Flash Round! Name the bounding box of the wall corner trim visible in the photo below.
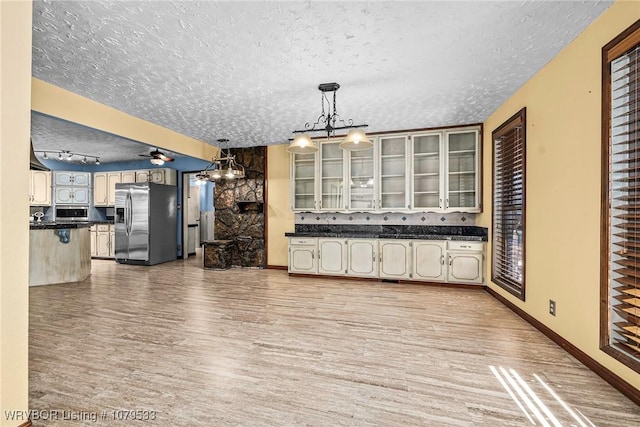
[485,287,640,406]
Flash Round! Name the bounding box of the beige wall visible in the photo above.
[267,144,294,266]
[31,78,218,161]
[0,1,32,425]
[479,1,640,388]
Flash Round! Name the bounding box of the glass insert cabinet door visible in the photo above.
[292,152,316,210]
[320,141,345,210]
[348,147,375,210]
[446,130,478,209]
[379,136,408,210]
[412,133,442,210]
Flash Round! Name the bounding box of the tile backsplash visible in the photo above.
[295,212,476,226]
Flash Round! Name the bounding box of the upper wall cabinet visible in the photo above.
[289,125,481,213]
[29,170,51,206]
[319,141,345,211]
[445,129,479,211]
[54,171,90,187]
[348,146,376,211]
[53,171,91,205]
[379,135,409,211]
[291,152,318,211]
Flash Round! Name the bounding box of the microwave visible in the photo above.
[55,206,89,221]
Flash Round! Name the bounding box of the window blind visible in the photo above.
[492,109,526,300]
[608,42,640,362]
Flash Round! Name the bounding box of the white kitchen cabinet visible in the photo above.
[54,186,89,205]
[319,141,346,211]
[93,172,108,205]
[378,135,409,211]
[288,238,318,274]
[446,241,484,284]
[96,171,136,206]
[54,171,90,205]
[291,152,318,211]
[29,170,51,206]
[347,147,376,211]
[318,238,347,275]
[410,128,480,212]
[288,126,480,214]
[109,228,115,258]
[412,240,446,282]
[54,171,90,187]
[379,240,411,279]
[107,172,122,206]
[121,171,136,183]
[90,225,97,257]
[94,224,114,258]
[444,129,480,211]
[287,236,485,285]
[347,239,378,278]
[411,132,442,210]
[136,168,177,185]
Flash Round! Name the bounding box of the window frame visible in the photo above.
[600,19,640,373]
[491,108,527,300]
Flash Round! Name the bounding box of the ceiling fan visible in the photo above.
[139,148,174,165]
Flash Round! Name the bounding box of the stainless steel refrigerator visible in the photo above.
[114,182,177,265]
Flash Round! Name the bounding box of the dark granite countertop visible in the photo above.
[90,220,114,225]
[30,221,93,230]
[285,224,488,241]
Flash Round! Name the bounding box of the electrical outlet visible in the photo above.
[549,300,556,316]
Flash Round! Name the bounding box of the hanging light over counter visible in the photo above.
[287,82,370,153]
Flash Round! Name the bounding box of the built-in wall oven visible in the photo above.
[55,206,89,221]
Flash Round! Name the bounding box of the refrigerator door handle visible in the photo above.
[126,191,133,236]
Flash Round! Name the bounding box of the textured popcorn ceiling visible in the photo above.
[31,113,183,164]
[32,0,612,155]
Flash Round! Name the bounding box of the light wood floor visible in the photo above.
[29,255,639,426]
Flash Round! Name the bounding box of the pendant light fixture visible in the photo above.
[288,82,369,153]
[196,139,245,181]
[340,128,372,151]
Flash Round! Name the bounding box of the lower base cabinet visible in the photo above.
[347,240,378,278]
[318,239,347,275]
[288,237,484,285]
[446,241,484,284]
[379,240,411,279]
[288,238,317,273]
[91,224,115,259]
[413,241,446,282]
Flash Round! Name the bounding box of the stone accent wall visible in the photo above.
[214,146,265,268]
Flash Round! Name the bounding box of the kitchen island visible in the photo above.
[29,222,91,286]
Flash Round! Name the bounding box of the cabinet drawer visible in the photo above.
[97,224,110,232]
[448,241,484,251]
[289,238,316,246]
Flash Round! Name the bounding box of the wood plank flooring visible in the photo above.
[29,255,639,426]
